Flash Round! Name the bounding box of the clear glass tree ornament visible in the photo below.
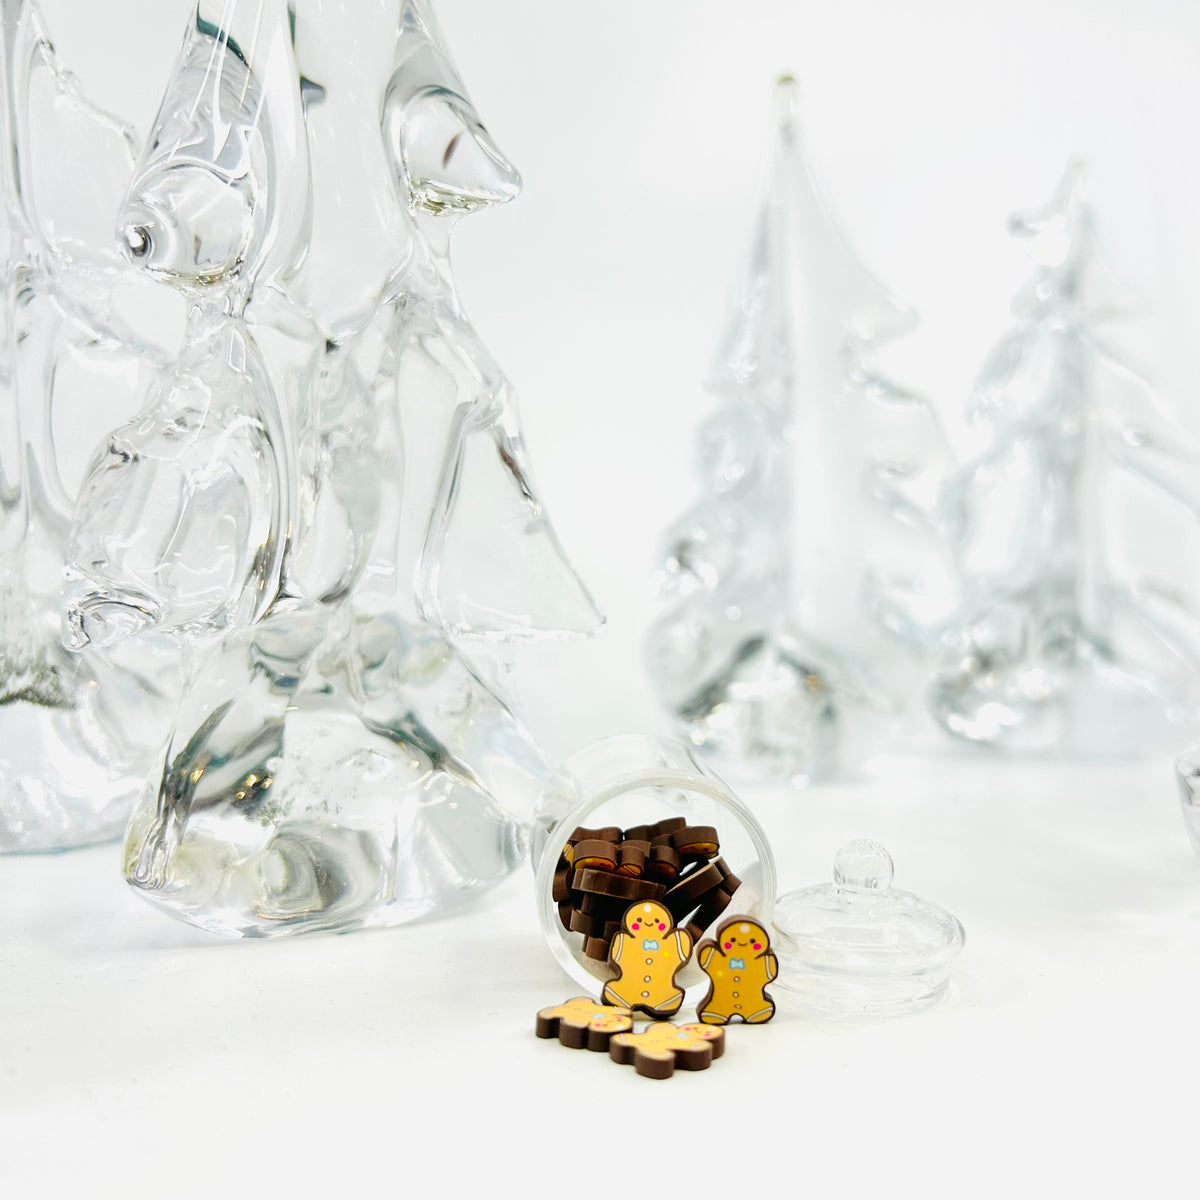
[62,0,601,935]
[0,0,183,852]
[645,77,954,786]
[931,161,1200,754]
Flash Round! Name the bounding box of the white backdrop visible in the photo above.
[440,0,1200,756]
[9,6,1200,1194]
[37,0,1200,757]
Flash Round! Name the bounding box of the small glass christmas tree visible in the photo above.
[645,77,952,784]
[63,0,600,934]
[931,161,1200,752]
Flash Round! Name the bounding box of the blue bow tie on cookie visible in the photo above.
[642,939,659,951]
[729,957,745,969]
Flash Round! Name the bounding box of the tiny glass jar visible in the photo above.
[532,735,777,1003]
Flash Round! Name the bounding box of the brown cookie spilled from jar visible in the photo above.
[553,818,742,964]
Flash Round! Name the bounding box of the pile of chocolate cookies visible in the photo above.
[553,817,742,962]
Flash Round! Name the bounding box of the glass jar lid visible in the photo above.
[771,839,964,1017]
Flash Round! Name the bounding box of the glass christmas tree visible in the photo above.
[645,77,951,784]
[931,161,1200,753]
[0,0,181,852]
[63,0,600,934]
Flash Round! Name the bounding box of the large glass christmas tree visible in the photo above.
[63,0,601,933]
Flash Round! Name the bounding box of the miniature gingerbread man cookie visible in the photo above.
[695,915,778,1025]
[535,997,634,1051]
[603,900,693,1017]
[609,1022,725,1079]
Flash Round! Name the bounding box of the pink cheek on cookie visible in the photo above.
[753,942,762,950]
[631,922,640,931]
[723,941,732,950]
[658,923,666,931]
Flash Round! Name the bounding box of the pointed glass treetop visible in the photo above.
[646,77,950,783]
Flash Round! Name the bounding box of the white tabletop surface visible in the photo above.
[3,752,1197,1198]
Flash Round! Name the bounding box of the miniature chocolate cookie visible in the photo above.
[572,839,619,871]
[663,860,725,920]
[602,900,693,1017]
[536,997,634,1050]
[653,817,687,837]
[568,907,610,937]
[567,826,621,846]
[579,891,624,917]
[671,825,720,859]
[616,840,650,877]
[583,935,614,961]
[715,857,743,893]
[574,869,665,902]
[695,915,778,1025]
[608,1022,725,1079]
[644,844,681,882]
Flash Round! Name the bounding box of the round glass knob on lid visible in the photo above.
[771,839,965,1017]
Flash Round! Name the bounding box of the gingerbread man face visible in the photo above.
[624,901,671,937]
[721,920,768,955]
[590,1013,631,1034]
